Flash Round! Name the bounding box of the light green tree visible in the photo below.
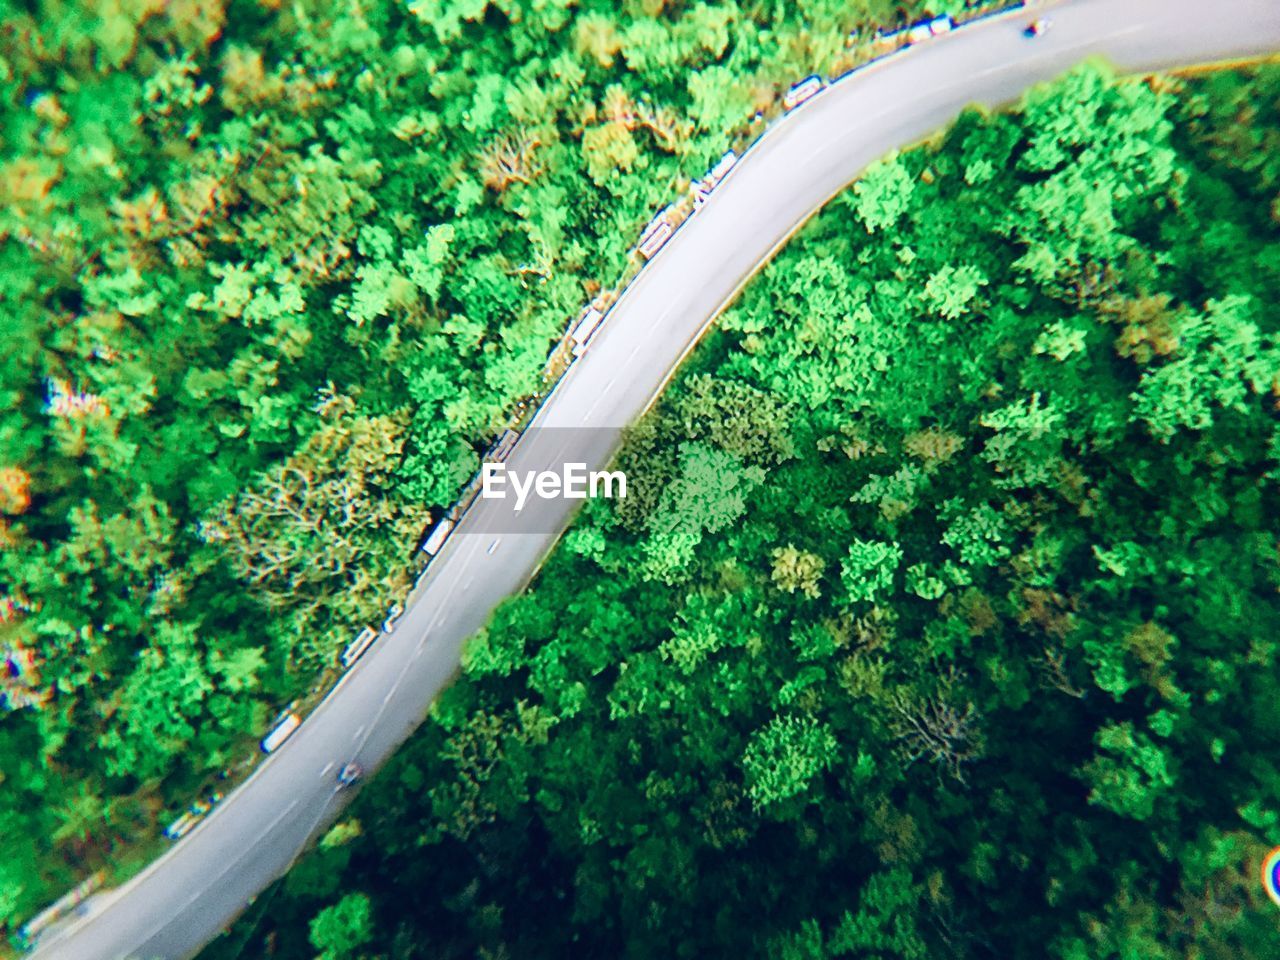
[840,539,902,605]
[849,153,914,233]
[742,715,837,809]
[309,891,373,960]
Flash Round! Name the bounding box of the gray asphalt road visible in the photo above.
[29,1,1280,957]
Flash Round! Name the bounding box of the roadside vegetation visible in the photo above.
[200,62,1280,960]
[0,0,963,936]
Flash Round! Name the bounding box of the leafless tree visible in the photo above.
[479,129,542,192]
[889,669,984,784]
[1038,644,1086,698]
[199,412,405,611]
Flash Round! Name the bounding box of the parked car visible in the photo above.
[261,710,301,754]
[782,75,825,111]
[569,305,605,358]
[420,516,455,556]
[341,626,377,668]
[637,206,676,259]
[163,812,199,840]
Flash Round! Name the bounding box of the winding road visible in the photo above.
[29,0,1280,956]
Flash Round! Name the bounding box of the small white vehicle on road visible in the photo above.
[163,813,199,841]
[692,150,738,207]
[341,626,377,668]
[260,711,301,754]
[420,516,455,556]
[637,208,675,259]
[783,75,824,111]
[570,306,605,357]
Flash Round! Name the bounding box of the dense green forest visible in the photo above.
[199,62,1280,960]
[0,0,964,935]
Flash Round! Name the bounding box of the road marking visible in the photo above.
[486,538,501,555]
[178,799,302,909]
[974,25,1145,81]
[353,725,365,739]
[582,391,610,422]
[972,58,1028,80]
[320,761,335,777]
[383,689,395,705]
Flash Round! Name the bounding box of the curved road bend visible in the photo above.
[30,0,1280,957]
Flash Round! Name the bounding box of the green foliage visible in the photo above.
[308,892,373,960]
[200,61,1280,960]
[827,868,929,960]
[840,539,903,605]
[640,442,765,583]
[1,0,940,925]
[1081,721,1176,821]
[742,715,838,809]
[849,152,915,233]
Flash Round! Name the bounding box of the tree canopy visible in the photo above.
[199,61,1280,960]
[0,0,946,931]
